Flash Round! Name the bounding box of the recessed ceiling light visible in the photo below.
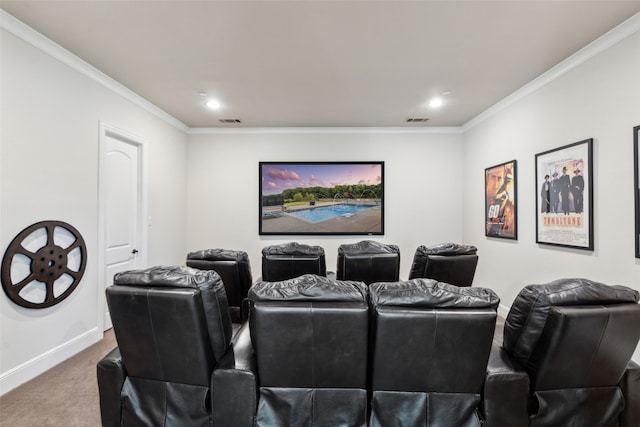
[206,99,222,110]
[428,97,444,109]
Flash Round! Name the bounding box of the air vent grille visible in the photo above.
[405,118,429,123]
[219,119,243,124]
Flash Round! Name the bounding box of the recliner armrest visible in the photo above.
[241,297,250,323]
[212,368,257,427]
[620,360,640,427]
[96,347,126,427]
[481,343,529,427]
[231,322,257,372]
[212,322,257,427]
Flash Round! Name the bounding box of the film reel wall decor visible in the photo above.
[1,220,87,309]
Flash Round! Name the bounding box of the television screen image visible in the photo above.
[259,161,384,235]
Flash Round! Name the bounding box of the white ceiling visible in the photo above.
[2,1,640,128]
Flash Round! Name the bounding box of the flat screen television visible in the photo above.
[259,161,384,235]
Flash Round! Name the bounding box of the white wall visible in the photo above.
[186,130,465,279]
[462,30,640,362]
[0,28,189,393]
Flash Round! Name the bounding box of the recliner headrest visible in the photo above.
[186,248,251,263]
[262,242,325,257]
[249,274,367,302]
[418,242,477,256]
[114,265,221,290]
[338,240,400,255]
[503,278,640,365]
[369,278,499,309]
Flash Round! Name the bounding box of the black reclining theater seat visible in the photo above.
[186,248,253,323]
[482,278,640,427]
[97,266,239,426]
[246,274,369,426]
[336,240,400,284]
[408,242,478,287]
[261,242,327,281]
[368,279,500,426]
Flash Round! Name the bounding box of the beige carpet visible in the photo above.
[0,329,116,427]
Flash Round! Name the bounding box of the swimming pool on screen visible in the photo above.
[287,204,375,222]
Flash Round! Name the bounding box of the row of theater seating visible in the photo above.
[185,240,479,323]
[97,267,640,427]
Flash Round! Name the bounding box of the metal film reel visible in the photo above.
[1,220,87,309]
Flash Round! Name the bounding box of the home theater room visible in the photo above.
[1,1,640,426]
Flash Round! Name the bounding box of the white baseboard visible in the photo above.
[104,311,112,330]
[0,327,102,396]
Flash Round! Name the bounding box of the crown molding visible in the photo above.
[187,126,463,135]
[462,12,640,132]
[0,10,189,133]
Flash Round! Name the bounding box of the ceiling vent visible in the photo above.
[219,118,243,124]
[405,117,429,123]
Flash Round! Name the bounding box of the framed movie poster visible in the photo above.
[485,160,517,239]
[634,126,640,258]
[535,138,593,250]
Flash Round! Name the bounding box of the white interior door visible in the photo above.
[100,125,146,330]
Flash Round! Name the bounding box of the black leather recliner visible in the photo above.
[368,279,500,426]
[336,240,400,284]
[408,242,478,286]
[186,248,253,323]
[96,265,240,427]
[482,278,640,427]
[248,274,370,426]
[261,242,327,281]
